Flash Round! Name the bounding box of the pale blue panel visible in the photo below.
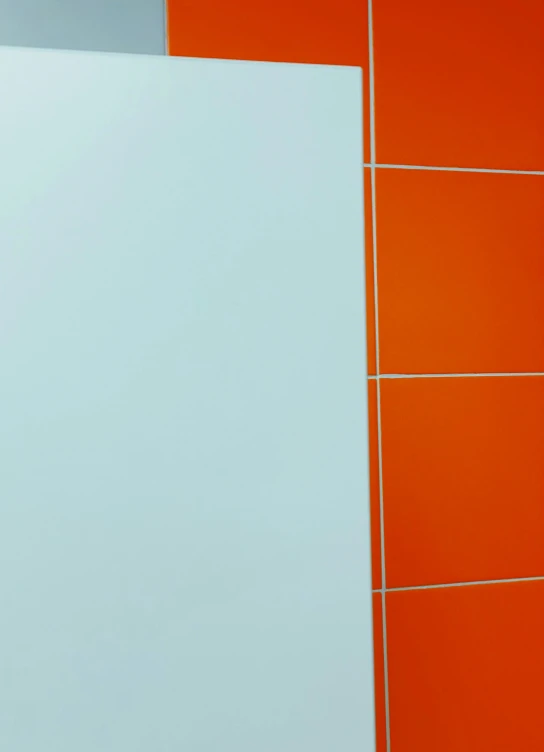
[0,48,372,751]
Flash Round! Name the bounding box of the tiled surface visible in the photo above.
[0,0,166,54]
[380,376,544,589]
[387,581,544,752]
[375,168,544,375]
[373,0,544,171]
[167,0,372,162]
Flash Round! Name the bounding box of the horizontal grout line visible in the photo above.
[362,162,544,176]
[373,575,544,593]
[368,372,544,380]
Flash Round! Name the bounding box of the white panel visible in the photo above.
[0,48,373,751]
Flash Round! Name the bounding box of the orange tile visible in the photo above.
[386,581,544,752]
[380,376,544,589]
[367,380,381,589]
[375,169,544,375]
[372,592,387,752]
[364,168,376,375]
[373,0,544,171]
[167,0,372,162]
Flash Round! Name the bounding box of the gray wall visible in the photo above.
[0,0,166,55]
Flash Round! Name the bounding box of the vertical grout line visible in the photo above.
[367,0,377,164]
[376,377,391,752]
[369,169,381,378]
[164,0,169,55]
[370,170,386,599]
[368,1,391,751]
[380,587,391,749]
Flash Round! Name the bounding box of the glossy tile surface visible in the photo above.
[381,376,544,588]
[373,0,544,170]
[376,168,544,375]
[387,581,544,751]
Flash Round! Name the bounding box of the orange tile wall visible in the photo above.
[167,1,544,749]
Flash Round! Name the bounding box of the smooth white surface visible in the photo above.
[0,48,373,751]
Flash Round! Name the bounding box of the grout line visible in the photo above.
[363,162,544,176]
[369,177,381,379]
[374,372,544,379]
[379,590,390,751]
[367,3,391,752]
[164,0,169,55]
[377,574,544,593]
[367,1,377,164]
[375,377,391,752]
